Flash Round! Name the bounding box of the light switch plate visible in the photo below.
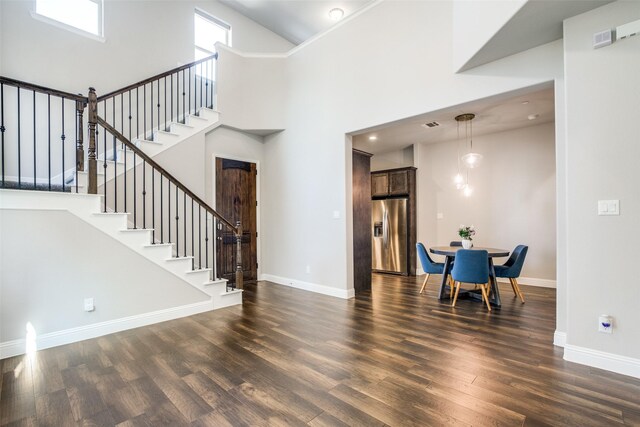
[437,213,443,220]
[598,200,619,215]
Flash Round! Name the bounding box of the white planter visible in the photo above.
[462,239,473,249]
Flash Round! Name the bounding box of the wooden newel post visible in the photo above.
[76,98,85,171]
[87,87,98,194]
[235,220,243,290]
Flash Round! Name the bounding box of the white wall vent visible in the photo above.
[593,29,613,49]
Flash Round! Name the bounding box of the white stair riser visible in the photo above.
[163,258,194,276]
[215,290,243,309]
[90,213,128,231]
[118,229,152,247]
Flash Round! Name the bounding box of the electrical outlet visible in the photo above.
[84,298,95,312]
[598,315,612,333]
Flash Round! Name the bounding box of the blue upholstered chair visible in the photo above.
[416,243,451,295]
[449,241,462,247]
[451,249,492,311]
[494,245,528,303]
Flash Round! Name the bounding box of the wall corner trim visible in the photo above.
[0,300,214,360]
[564,343,640,380]
[260,274,355,299]
[553,331,566,347]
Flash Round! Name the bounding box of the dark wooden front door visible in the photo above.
[216,157,257,284]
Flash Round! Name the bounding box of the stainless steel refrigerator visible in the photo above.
[372,198,408,274]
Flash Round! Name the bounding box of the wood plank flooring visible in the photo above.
[2,274,640,426]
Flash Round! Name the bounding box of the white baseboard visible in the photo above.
[564,344,640,379]
[260,274,355,299]
[497,277,556,288]
[0,299,214,360]
[554,331,567,347]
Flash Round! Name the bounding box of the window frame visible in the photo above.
[31,0,105,42]
[194,7,232,59]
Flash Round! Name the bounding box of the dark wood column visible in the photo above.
[352,149,373,293]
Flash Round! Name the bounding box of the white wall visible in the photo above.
[452,0,527,71]
[0,209,208,343]
[563,1,640,373]
[0,0,293,94]
[370,146,414,171]
[416,122,556,282]
[217,1,562,297]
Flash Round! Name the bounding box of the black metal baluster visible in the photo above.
[103,124,107,212]
[160,173,163,243]
[156,79,160,136]
[150,82,154,140]
[113,97,117,212]
[128,90,132,141]
[188,67,191,117]
[171,74,174,126]
[136,87,140,139]
[61,97,65,192]
[123,95,127,213]
[175,185,179,256]
[152,168,155,242]
[164,77,167,131]
[143,84,147,139]
[17,87,21,187]
[191,199,194,269]
[183,192,187,259]
[198,205,202,269]
[74,98,78,192]
[214,217,218,280]
[133,151,137,228]
[0,83,4,187]
[200,63,203,110]
[120,94,124,137]
[205,211,209,269]
[168,180,171,245]
[182,70,186,123]
[47,94,50,190]
[32,90,36,188]
[142,160,146,229]
[205,61,209,109]
[194,65,197,115]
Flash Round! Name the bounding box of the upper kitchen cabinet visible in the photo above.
[371,167,416,197]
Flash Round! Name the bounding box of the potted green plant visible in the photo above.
[458,225,476,249]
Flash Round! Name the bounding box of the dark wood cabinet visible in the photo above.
[352,149,373,293]
[371,169,411,196]
[371,167,417,276]
[389,170,409,195]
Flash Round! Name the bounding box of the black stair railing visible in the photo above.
[92,100,243,289]
[0,76,87,192]
[96,54,217,143]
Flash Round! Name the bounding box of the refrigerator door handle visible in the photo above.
[382,208,389,248]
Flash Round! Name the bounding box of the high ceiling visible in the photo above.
[220,0,373,45]
[219,1,610,154]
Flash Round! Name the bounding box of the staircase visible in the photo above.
[0,55,245,357]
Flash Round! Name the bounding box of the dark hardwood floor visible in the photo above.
[2,274,640,426]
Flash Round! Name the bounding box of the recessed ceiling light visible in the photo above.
[522,101,530,105]
[528,114,539,120]
[368,135,377,141]
[329,8,344,21]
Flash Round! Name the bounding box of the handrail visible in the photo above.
[96,115,238,233]
[0,76,87,102]
[97,53,218,101]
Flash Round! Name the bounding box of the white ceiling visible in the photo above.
[460,0,614,71]
[352,84,555,155]
[220,0,374,45]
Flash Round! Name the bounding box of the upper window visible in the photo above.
[194,9,231,60]
[34,0,103,38]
